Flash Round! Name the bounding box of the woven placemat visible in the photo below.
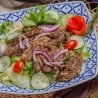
[0,0,98,98]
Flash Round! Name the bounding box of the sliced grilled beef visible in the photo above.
[4,38,23,56]
[4,26,83,82]
[56,52,83,82]
[4,27,43,57]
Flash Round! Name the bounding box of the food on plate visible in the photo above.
[0,6,90,89]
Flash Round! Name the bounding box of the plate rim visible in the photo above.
[0,1,98,95]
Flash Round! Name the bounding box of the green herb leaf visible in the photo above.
[46,72,57,83]
[22,16,36,27]
[63,57,70,64]
[43,14,57,24]
[82,44,90,60]
[25,61,33,69]
[11,56,20,63]
[0,21,13,34]
[22,61,34,78]
[22,5,58,27]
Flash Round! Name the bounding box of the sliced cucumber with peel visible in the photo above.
[31,72,50,89]
[6,66,31,88]
[45,10,59,20]
[69,35,85,49]
[0,56,11,73]
[60,14,73,26]
[6,32,21,41]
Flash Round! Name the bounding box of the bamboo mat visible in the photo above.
[0,0,98,98]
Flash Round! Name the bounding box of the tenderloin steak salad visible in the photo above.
[0,6,90,89]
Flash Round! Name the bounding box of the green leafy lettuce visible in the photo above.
[0,21,13,34]
[46,72,57,83]
[22,61,34,78]
[82,44,90,60]
[22,6,58,27]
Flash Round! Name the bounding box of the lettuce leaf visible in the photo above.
[82,44,90,60]
[0,21,13,34]
[22,6,58,27]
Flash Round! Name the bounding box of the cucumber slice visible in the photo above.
[0,56,11,72]
[6,66,31,88]
[31,72,50,89]
[6,32,21,41]
[69,35,85,49]
[0,41,7,55]
[60,14,73,26]
[45,10,59,20]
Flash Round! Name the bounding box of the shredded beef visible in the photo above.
[4,26,83,82]
[56,52,83,81]
[20,47,34,61]
[4,27,43,57]
[4,42,23,56]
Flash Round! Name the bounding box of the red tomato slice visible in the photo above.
[13,60,24,73]
[65,40,78,50]
[66,15,87,36]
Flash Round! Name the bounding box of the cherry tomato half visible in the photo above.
[66,15,87,36]
[13,60,24,73]
[65,40,78,50]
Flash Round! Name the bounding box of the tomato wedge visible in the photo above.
[13,60,24,73]
[66,15,87,36]
[65,40,78,50]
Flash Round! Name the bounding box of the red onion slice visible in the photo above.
[19,41,25,49]
[54,63,65,68]
[42,57,64,67]
[53,49,68,60]
[51,62,64,68]
[33,49,65,68]
[38,25,60,32]
[34,33,50,41]
[23,38,30,48]
[35,50,52,61]
[22,35,29,41]
[19,35,30,49]
[32,47,40,62]
[42,58,53,66]
[33,50,37,62]
[22,35,30,47]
